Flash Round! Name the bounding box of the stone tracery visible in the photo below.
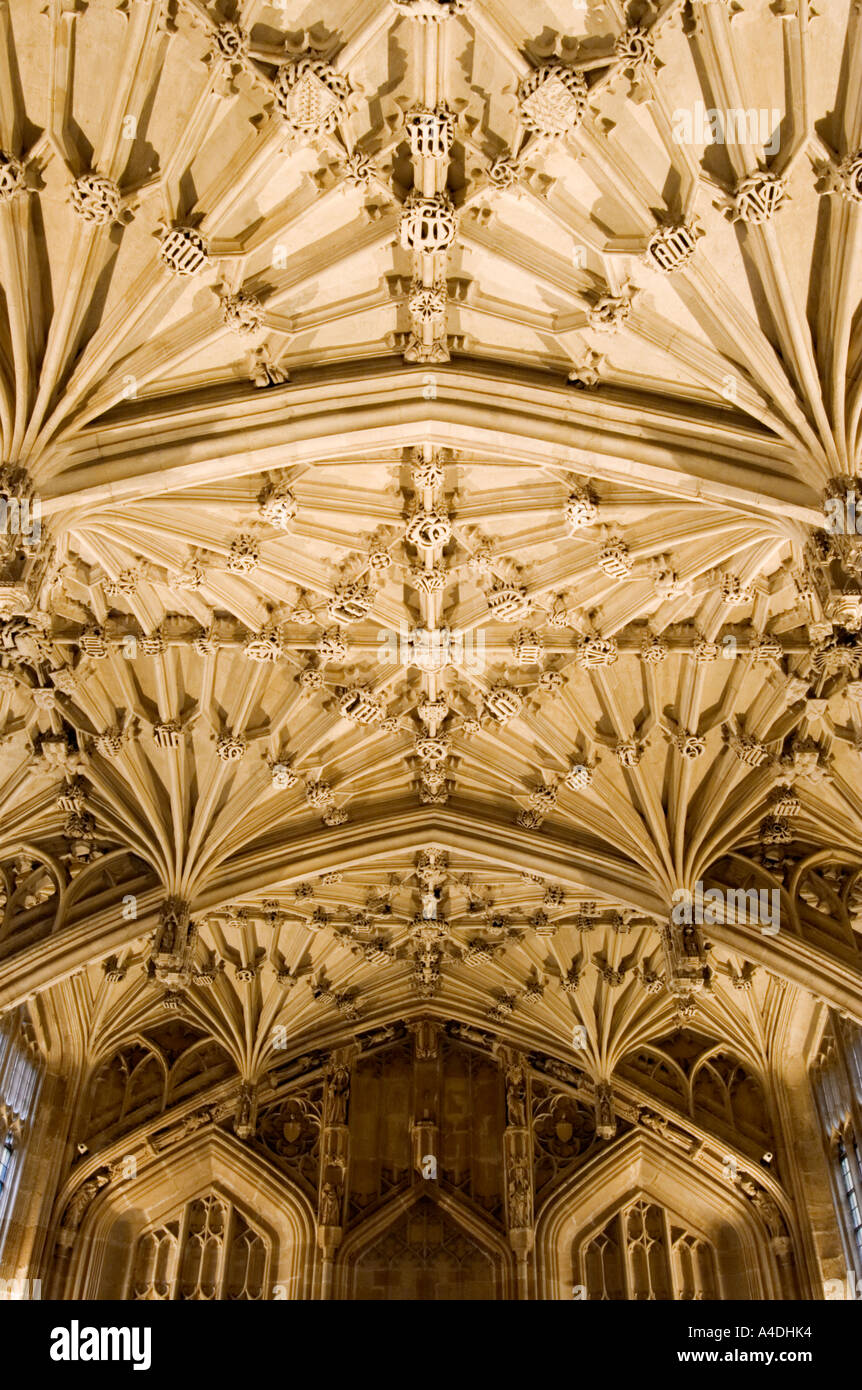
[0,0,858,1305]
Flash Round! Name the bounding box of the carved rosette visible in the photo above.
[615,25,656,78]
[407,281,447,331]
[70,173,122,225]
[832,152,862,203]
[390,0,473,20]
[0,151,27,201]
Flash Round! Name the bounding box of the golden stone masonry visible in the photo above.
[0,0,860,1302]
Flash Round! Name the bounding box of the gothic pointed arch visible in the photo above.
[334,1181,516,1301]
[65,1127,316,1301]
[0,0,861,1306]
[535,1130,788,1301]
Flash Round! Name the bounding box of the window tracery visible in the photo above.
[84,1025,234,1144]
[582,1198,718,1300]
[129,1195,269,1301]
[532,1083,598,1196]
[836,1136,862,1254]
[618,1033,772,1152]
[811,1013,862,1274]
[0,1009,42,1252]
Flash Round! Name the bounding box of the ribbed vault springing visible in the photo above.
[1,0,861,1301]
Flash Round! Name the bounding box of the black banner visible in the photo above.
[2,1297,848,1378]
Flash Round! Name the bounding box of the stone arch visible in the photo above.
[65,1128,316,1300]
[535,1129,783,1300]
[689,1048,772,1150]
[334,1183,516,1301]
[619,1031,775,1158]
[81,1025,235,1146]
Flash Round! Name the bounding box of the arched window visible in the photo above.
[836,1136,862,1253]
[581,1198,719,1300]
[128,1194,270,1300]
[811,1012,862,1277]
[0,1132,14,1197]
[0,1008,43,1256]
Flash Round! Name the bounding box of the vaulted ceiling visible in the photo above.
[1,0,862,1088]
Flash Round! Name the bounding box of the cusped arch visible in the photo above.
[65,1127,316,1300]
[618,1045,690,1109]
[535,1129,783,1300]
[81,1026,235,1144]
[619,1033,773,1153]
[690,1049,772,1148]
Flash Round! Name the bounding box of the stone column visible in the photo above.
[499,1048,534,1300]
[46,1162,114,1299]
[316,1047,355,1299]
[771,1235,800,1300]
[771,999,847,1298]
[1,1068,80,1295]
